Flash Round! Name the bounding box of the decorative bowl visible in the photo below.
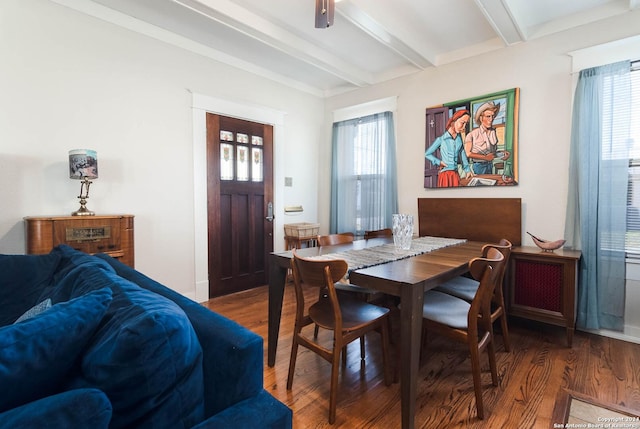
[527,232,566,252]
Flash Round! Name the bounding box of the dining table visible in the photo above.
[267,237,486,429]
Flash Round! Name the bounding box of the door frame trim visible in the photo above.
[192,92,286,302]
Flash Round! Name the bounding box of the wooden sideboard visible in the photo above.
[506,246,581,347]
[24,215,135,268]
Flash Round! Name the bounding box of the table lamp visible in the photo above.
[68,149,98,216]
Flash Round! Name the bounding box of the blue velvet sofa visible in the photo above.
[0,245,292,429]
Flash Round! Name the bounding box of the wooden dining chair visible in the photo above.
[315,232,383,356]
[287,251,391,424]
[421,247,505,420]
[363,228,392,239]
[433,239,512,351]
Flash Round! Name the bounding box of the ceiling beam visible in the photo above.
[473,0,525,44]
[172,0,373,87]
[336,1,434,69]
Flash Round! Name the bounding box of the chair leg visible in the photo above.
[468,343,485,420]
[499,312,511,352]
[360,336,366,361]
[314,324,320,339]
[287,336,299,390]
[494,289,511,352]
[380,317,391,386]
[329,345,342,424]
[487,337,499,386]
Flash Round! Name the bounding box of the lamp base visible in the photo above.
[72,178,95,216]
[72,201,95,216]
[72,209,95,216]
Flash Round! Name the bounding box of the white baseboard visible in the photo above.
[195,280,209,303]
[580,326,640,345]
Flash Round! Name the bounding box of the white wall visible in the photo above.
[0,0,324,300]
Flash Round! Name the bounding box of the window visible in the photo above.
[353,119,388,230]
[605,62,640,255]
[330,112,398,235]
[219,130,263,182]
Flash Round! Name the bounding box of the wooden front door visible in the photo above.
[206,114,274,297]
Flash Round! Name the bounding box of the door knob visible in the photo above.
[266,202,274,222]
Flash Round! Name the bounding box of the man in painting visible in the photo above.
[425,110,474,187]
[464,101,510,175]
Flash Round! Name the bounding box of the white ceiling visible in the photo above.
[55,0,638,97]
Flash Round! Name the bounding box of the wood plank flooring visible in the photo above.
[203,284,640,428]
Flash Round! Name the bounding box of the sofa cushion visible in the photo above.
[0,388,112,429]
[35,245,115,304]
[0,252,61,326]
[50,245,115,283]
[95,253,265,417]
[41,264,112,304]
[66,267,205,429]
[0,287,113,412]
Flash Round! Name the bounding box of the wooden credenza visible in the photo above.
[24,215,134,268]
[507,246,581,347]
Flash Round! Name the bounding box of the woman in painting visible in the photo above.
[425,109,474,187]
[464,101,510,174]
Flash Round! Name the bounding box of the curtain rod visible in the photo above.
[571,59,640,75]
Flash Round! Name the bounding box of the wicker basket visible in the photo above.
[284,223,320,239]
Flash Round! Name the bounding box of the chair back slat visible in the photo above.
[291,253,348,286]
[364,228,392,239]
[290,251,347,331]
[317,233,355,246]
[481,239,512,285]
[468,248,505,328]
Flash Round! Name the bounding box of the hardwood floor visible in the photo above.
[203,284,640,428]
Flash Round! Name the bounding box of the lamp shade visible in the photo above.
[69,149,98,179]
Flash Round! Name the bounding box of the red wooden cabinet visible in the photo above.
[507,246,581,347]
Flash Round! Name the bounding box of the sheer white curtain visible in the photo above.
[330,112,398,235]
[565,60,630,331]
